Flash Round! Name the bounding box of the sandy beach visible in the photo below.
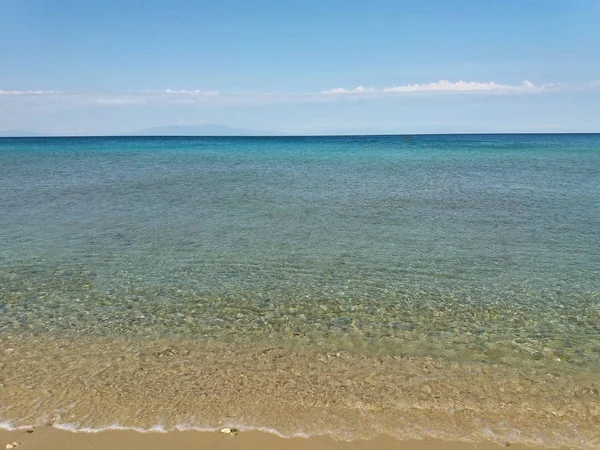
[1,333,598,448]
[0,428,565,450]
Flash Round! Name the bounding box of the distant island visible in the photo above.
[0,130,47,137]
[125,124,285,137]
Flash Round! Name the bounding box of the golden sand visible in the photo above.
[0,427,570,450]
[1,333,598,448]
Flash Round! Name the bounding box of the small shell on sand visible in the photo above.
[220,427,239,436]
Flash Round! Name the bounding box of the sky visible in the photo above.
[1,0,599,135]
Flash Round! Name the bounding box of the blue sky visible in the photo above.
[1,0,599,135]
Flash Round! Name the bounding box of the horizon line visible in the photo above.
[1,131,599,139]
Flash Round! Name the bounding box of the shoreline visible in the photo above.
[0,427,568,450]
[1,333,598,449]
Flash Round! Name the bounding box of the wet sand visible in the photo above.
[1,333,599,448]
[0,428,567,450]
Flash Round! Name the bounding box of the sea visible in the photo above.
[0,134,598,447]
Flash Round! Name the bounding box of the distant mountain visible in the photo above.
[127,124,284,137]
[0,130,47,137]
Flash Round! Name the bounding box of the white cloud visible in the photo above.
[321,80,538,95]
[383,79,537,93]
[1,79,598,111]
[164,89,220,95]
[0,90,57,95]
[319,87,351,94]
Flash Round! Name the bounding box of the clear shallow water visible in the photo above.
[0,135,599,446]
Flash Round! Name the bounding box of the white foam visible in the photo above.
[0,421,32,431]
[0,419,593,448]
[0,420,309,439]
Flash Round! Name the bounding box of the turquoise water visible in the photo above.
[1,134,599,364]
[1,135,599,446]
